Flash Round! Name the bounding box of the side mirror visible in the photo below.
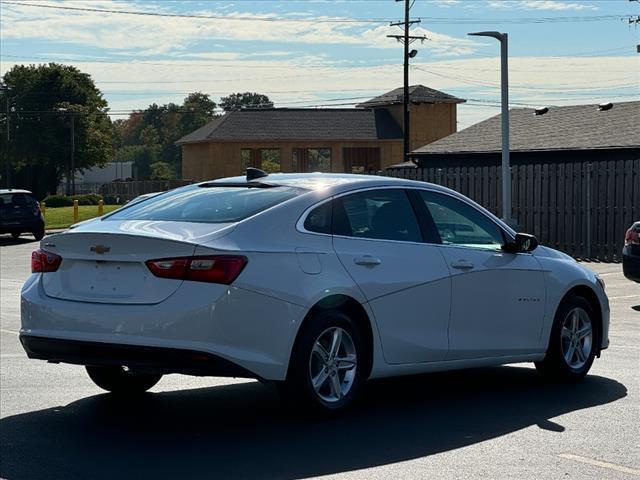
[502,233,539,253]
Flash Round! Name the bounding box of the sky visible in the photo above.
[1,0,638,129]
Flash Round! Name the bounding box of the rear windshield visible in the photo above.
[0,192,37,208]
[106,185,305,224]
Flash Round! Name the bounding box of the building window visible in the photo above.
[292,148,332,172]
[240,148,281,173]
[260,149,281,173]
[343,147,381,174]
[241,149,254,173]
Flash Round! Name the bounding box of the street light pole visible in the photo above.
[469,31,512,225]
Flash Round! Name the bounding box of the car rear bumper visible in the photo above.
[0,217,44,233]
[20,334,259,378]
[622,246,640,283]
[20,273,305,381]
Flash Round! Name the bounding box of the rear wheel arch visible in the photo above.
[291,294,374,381]
[555,285,603,355]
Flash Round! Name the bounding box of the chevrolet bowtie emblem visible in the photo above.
[90,245,111,254]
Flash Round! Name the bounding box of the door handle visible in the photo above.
[451,260,474,270]
[354,256,382,267]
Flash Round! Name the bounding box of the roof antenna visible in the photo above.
[246,167,269,181]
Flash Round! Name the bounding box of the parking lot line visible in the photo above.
[607,294,640,300]
[0,328,18,335]
[559,453,640,477]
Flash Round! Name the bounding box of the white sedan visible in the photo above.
[20,170,609,412]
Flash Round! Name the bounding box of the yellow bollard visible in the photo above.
[98,199,104,216]
[73,199,79,224]
[40,201,46,220]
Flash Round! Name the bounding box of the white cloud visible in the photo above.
[2,53,635,130]
[0,0,479,57]
[487,0,599,11]
[430,0,462,7]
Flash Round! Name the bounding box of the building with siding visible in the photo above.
[176,85,464,181]
[399,101,640,168]
[387,101,640,262]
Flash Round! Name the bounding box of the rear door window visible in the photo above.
[304,201,332,234]
[107,185,305,224]
[333,189,422,242]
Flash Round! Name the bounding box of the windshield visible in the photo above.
[106,185,305,224]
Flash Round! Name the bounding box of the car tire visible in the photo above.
[32,227,45,241]
[278,310,365,414]
[11,232,20,239]
[86,366,162,394]
[535,295,598,381]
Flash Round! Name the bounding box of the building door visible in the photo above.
[343,147,381,174]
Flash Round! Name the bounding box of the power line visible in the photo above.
[0,1,636,25]
[411,66,639,92]
[0,1,391,23]
[417,14,636,24]
[2,1,635,25]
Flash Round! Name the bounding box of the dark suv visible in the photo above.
[0,189,45,240]
[623,221,640,283]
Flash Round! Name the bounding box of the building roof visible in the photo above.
[176,108,403,144]
[356,85,465,108]
[412,101,640,158]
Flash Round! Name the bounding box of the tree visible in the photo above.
[149,161,174,180]
[113,92,217,179]
[219,92,273,112]
[181,92,217,134]
[0,63,115,197]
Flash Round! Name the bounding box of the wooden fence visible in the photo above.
[385,159,640,261]
[99,179,193,202]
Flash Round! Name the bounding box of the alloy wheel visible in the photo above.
[560,307,593,369]
[308,327,357,403]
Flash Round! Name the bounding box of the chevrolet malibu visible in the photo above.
[20,170,609,412]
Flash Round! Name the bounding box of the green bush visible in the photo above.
[42,195,73,207]
[43,194,103,207]
[73,193,102,205]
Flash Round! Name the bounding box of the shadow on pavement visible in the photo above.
[0,235,38,247]
[0,366,626,480]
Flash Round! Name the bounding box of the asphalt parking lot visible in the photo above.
[1,234,638,480]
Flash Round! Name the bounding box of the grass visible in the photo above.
[43,205,121,229]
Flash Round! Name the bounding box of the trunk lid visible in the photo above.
[0,192,39,222]
[40,220,236,304]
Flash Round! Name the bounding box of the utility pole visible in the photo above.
[70,114,75,195]
[58,108,77,195]
[2,86,10,188]
[388,0,427,163]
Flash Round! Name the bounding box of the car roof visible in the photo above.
[205,172,449,195]
[0,189,33,195]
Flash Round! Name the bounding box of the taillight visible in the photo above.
[145,255,247,284]
[31,249,62,273]
[625,228,639,246]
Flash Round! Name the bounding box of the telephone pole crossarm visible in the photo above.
[388,0,429,163]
